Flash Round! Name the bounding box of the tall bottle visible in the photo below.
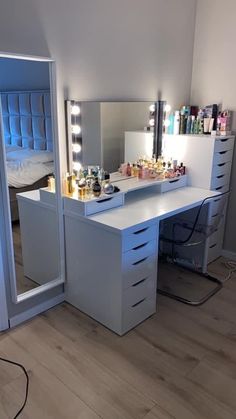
[173,111,180,135]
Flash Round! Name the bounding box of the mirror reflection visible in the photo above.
[80,102,155,173]
[0,57,60,297]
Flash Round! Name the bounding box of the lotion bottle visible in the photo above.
[173,111,180,135]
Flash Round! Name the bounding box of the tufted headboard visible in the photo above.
[1,90,53,151]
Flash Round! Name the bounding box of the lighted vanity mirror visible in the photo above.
[0,55,64,303]
[67,101,155,173]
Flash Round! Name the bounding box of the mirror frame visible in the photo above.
[0,52,65,304]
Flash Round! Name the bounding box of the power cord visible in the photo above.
[0,356,29,418]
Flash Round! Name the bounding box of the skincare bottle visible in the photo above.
[78,178,86,199]
[93,177,102,197]
[168,112,175,135]
[103,174,114,194]
[186,116,192,134]
[173,111,180,135]
[190,116,195,134]
[126,163,132,177]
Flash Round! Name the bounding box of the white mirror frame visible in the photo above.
[0,52,65,304]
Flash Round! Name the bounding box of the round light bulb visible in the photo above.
[149,104,155,113]
[73,162,82,171]
[149,118,155,127]
[71,105,80,116]
[72,124,81,135]
[163,119,171,127]
[73,143,82,153]
[164,104,171,113]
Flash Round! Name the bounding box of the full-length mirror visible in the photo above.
[68,101,155,173]
[0,56,63,302]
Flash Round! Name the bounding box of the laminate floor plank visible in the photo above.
[0,257,235,419]
[9,317,154,419]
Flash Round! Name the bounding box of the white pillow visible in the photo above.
[7,149,54,164]
[5,145,22,154]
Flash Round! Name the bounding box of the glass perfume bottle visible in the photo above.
[93,177,102,197]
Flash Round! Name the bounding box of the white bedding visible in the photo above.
[5,147,54,188]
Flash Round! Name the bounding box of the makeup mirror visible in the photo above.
[0,55,64,303]
[66,101,155,174]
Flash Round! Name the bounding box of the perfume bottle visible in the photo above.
[93,177,102,197]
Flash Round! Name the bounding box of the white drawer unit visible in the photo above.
[163,134,235,265]
[65,213,158,335]
[160,175,187,193]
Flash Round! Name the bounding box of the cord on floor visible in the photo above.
[0,356,29,418]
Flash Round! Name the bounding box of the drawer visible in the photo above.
[212,161,232,178]
[64,193,124,216]
[123,275,156,309]
[212,184,229,194]
[214,137,234,153]
[122,253,157,289]
[122,295,156,334]
[209,225,224,247]
[160,175,187,193]
[122,239,157,268]
[207,241,222,263]
[209,194,229,217]
[211,172,230,189]
[122,223,157,252]
[39,188,56,206]
[213,149,233,165]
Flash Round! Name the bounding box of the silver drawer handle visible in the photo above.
[169,178,180,184]
[217,163,226,167]
[132,298,145,308]
[132,278,148,287]
[133,227,148,235]
[216,174,225,179]
[215,186,223,191]
[219,151,227,155]
[132,242,148,251]
[209,243,217,249]
[96,197,113,203]
[133,257,148,266]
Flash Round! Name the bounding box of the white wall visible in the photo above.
[0,0,197,165]
[191,0,236,253]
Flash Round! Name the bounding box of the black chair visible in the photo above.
[157,191,230,306]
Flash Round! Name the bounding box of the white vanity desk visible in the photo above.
[64,185,219,336]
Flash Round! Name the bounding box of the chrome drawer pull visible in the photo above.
[169,178,179,184]
[217,163,226,167]
[132,278,147,287]
[219,151,227,155]
[133,257,148,266]
[132,298,145,308]
[215,186,223,191]
[132,242,148,251]
[96,197,113,203]
[209,243,217,249]
[133,227,148,235]
[217,174,225,179]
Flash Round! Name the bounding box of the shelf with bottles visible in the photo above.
[165,104,232,137]
[118,156,186,181]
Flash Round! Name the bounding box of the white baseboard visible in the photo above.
[9,293,65,328]
[221,249,236,262]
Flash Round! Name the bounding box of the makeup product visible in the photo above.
[204,117,211,134]
[92,177,102,197]
[186,115,192,134]
[48,176,55,192]
[173,111,180,135]
[126,163,132,176]
[190,116,195,134]
[168,112,175,134]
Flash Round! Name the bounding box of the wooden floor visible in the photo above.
[0,258,236,418]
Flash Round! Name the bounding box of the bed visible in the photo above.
[1,90,54,221]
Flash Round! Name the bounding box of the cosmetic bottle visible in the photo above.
[48,175,55,192]
[179,108,185,135]
[173,111,180,135]
[186,116,192,134]
[93,177,102,197]
[168,112,175,135]
[190,116,195,134]
[78,178,86,199]
[103,173,114,194]
[126,163,132,176]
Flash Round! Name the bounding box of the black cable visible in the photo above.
[0,356,29,418]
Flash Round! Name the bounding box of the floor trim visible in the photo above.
[9,293,65,328]
[222,249,236,261]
